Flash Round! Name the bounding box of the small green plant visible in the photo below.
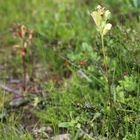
[119,75,136,92]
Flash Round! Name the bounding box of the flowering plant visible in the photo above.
[91,5,112,36]
[12,24,33,92]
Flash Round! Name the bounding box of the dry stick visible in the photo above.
[22,48,26,92]
[30,47,35,82]
[0,83,20,94]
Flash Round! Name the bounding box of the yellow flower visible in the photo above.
[91,5,112,36]
[104,10,111,21]
[91,11,102,27]
[103,23,112,35]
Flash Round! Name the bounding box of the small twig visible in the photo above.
[0,83,20,94]
[22,48,27,92]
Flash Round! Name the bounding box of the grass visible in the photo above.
[0,0,140,139]
[0,123,33,140]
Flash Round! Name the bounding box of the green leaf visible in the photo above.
[58,122,74,128]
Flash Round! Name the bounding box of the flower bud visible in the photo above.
[103,23,112,35]
[104,10,111,20]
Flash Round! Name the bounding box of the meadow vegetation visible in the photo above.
[0,0,140,139]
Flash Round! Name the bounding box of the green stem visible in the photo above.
[101,34,108,80]
[101,34,112,139]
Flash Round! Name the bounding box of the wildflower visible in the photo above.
[91,5,112,36]
[103,23,112,35]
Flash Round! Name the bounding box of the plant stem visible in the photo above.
[22,47,26,92]
[101,34,112,139]
[101,34,108,80]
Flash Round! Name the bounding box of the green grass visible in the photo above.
[0,123,33,140]
[0,0,140,139]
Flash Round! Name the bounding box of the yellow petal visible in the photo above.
[104,10,111,20]
[103,23,112,35]
[91,11,102,27]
